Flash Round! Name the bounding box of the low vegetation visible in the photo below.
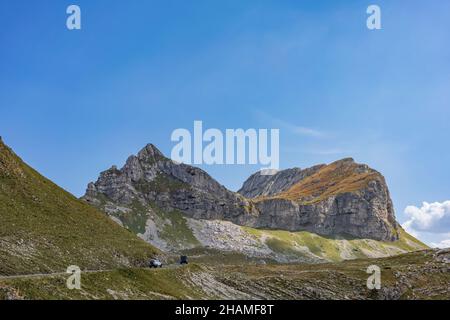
[243,226,427,262]
[0,141,160,276]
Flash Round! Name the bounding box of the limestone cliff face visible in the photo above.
[83,145,399,242]
[239,158,399,241]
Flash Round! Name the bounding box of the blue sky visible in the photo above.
[1,1,449,246]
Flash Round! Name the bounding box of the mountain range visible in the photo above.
[82,143,426,263]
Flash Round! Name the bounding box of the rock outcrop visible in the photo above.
[240,158,399,241]
[83,144,259,225]
[238,165,325,198]
[83,144,399,242]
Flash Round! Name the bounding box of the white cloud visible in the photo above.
[402,201,450,234]
[430,239,450,249]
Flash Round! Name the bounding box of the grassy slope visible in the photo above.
[243,226,428,262]
[0,140,160,276]
[1,250,448,300]
[255,159,383,203]
[0,265,207,300]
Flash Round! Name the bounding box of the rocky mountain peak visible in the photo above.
[333,157,354,164]
[83,143,258,223]
[137,143,165,162]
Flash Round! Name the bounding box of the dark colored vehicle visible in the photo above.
[149,259,163,268]
[180,255,188,264]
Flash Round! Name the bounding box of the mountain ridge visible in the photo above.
[82,143,427,261]
[84,143,398,240]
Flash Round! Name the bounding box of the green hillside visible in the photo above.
[0,139,160,276]
[242,226,428,262]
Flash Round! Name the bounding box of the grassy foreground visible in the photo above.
[1,250,448,300]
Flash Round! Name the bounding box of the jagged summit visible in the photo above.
[137,143,165,161]
[83,142,255,223]
[333,157,355,163]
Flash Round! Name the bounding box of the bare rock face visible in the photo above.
[239,158,399,241]
[83,144,259,225]
[248,182,398,241]
[83,145,399,242]
[238,165,325,198]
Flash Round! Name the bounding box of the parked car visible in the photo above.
[149,259,163,268]
[180,255,188,265]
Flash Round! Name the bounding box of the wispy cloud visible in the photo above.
[282,146,348,156]
[281,121,325,138]
[302,148,347,155]
[254,110,327,138]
